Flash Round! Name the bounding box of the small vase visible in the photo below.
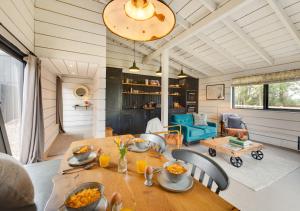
[118,156,127,173]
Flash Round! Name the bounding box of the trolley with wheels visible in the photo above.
[202,137,264,168]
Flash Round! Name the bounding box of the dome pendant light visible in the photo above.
[177,66,188,78]
[103,0,176,41]
[129,41,140,72]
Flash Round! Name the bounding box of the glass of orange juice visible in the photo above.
[99,153,110,167]
[136,160,147,174]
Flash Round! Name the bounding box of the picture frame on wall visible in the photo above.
[206,84,225,100]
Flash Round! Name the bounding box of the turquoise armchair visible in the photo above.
[171,114,217,144]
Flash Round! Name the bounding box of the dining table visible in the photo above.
[45,135,239,211]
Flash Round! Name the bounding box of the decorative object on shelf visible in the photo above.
[74,104,91,110]
[206,84,225,100]
[103,0,176,41]
[129,41,140,72]
[114,137,132,173]
[144,166,154,186]
[177,66,188,78]
[149,80,160,86]
[74,85,89,99]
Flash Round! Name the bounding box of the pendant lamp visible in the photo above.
[177,66,188,78]
[129,41,140,72]
[103,0,176,41]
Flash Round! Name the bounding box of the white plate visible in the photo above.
[157,171,194,193]
[128,143,149,153]
[67,151,97,166]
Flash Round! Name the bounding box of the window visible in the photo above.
[269,81,300,110]
[232,81,300,111]
[233,85,264,109]
[0,49,24,159]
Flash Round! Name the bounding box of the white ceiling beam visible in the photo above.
[143,0,255,63]
[222,18,274,65]
[266,0,300,49]
[197,0,217,12]
[107,34,202,78]
[197,33,246,68]
[175,12,243,71]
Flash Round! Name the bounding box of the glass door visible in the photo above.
[0,49,24,159]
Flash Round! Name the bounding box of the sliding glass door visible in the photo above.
[0,49,24,159]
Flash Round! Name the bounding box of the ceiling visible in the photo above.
[105,0,300,78]
[40,58,101,78]
[39,0,300,79]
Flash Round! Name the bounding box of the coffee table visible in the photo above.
[201,137,264,168]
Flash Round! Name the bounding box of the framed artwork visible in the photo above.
[206,84,225,100]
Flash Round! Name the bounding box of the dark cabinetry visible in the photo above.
[106,69,199,135]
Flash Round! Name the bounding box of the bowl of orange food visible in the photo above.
[133,138,148,149]
[65,182,104,211]
[164,161,188,183]
[72,145,93,161]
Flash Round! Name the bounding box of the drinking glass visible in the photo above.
[136,160,147,174]
[99,153,110,167]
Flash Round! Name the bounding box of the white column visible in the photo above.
[161,50,169,127]
[93,66,106,138]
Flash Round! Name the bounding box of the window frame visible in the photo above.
[0,33,26,155]
[231,84,265,110]
[232,83,300,112]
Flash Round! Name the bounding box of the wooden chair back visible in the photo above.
[172,149,229,194]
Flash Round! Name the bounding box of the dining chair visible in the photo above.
[140,133,166,153]
[172,149,229,194]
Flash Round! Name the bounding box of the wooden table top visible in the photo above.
[201,136,263,157]
[45,135,239,211]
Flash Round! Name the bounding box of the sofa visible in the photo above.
[171,114,217,144]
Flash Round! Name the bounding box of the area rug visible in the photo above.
[166,144,300,191]
[204,145,300,191]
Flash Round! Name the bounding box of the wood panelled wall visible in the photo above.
[62,77,94,138]
[35,0,106,65]
[41,66,58,150]
[0,0,34,53]
[198,62,300,150]
[35,0,107,138]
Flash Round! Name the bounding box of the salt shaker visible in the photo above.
[144,166,153,186]
[111,192,122,211]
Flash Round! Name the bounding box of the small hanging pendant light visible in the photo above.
[177,66,188,78]
[103,0,176,41]
[129,41,140,72]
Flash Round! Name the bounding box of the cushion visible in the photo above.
[193,125,216,134]
[172,114,194,126]
[0,153,34,209]
[228,116,242,129]
[190,128,205,137]
[193,113,208,126]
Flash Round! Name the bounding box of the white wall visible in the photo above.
[199,62,300,150]
[35,0,106,65]
[62,76,94,138]
[41,65,59,150]
[0,0,34,53]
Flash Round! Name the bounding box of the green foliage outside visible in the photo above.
[235,85,263,108]
[269,81,300,109]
